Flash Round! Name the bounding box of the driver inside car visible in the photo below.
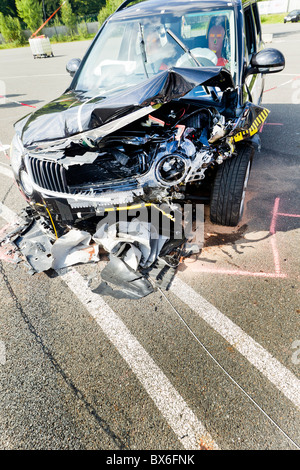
[208,23,228,66]
[145,28,170,73]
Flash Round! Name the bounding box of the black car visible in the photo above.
[284,10,300,22]
[8,0,285,293]
[11,0,285,229]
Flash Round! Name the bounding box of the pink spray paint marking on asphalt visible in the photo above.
[263,75,300,93]
[277,212,300,218]
[0,223,19,263]
[259,123,283,133]
[184,197,299,279]
[0,245,18,263]
[270,197,281,274]
[0,94,36,109]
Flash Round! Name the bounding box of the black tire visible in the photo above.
[210,144,254,226]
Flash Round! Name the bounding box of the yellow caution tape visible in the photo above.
[233,108,270,143]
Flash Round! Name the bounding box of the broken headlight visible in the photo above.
[10,133,24,175]
[19,169,34,196]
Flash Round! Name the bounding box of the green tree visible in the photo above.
[72,0,105,16]
[0,0,17,17]
[97,0,124,26]
[44,0,61,17]
[0,12,25,44]
[60,0,77,34]
[15,0,43,33]
[97,1,144,25]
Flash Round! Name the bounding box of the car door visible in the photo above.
[243,2,264,105]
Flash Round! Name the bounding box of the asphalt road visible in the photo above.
[0,22,299,452]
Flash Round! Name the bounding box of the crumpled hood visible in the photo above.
[15,67,234,148]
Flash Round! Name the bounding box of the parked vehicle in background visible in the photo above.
[284,10,300,22]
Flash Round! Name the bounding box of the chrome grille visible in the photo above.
[26,155,68,193]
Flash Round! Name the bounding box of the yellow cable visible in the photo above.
[34,201,175,240]
[36,202,58,239]
[103,202,176,222]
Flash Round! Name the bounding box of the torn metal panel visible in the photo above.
[2,215,99,273]
[93,219,168,269]
[12,96,270,239]
[16,67,234,149]
[91,216,188,297]
[229,103,270,143]
[51,230,99,270]
[15,221,53,273]
[94,254,154,299]
[2,209,186,298]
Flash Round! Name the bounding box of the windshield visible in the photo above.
[75,8,236,97]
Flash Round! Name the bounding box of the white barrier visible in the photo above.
[258,0,300,14]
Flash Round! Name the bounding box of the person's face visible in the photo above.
[208,25,225,57]
[146,33,160,56]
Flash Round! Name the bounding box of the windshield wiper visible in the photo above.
[166,28,200,67]
[167,28,220,101]
[139,23,149,79]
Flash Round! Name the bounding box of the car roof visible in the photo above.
[111,0,244,20]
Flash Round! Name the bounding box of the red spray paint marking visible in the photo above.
[0,223,18,263]
[277,212,300,218]
[182,263,287,278]
[264,75,300,93]
[184,197,299,279]
[269,198,300,275]
[270,197,280,235]
[0,94,36,108]
[270,198,281,274]
[0,245,18,263]
[259,122,283,133]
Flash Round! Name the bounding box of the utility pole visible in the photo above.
[42,0,47,23]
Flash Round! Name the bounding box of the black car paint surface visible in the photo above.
[16,67,234,147]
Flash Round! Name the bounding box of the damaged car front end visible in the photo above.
[7,0,285,297]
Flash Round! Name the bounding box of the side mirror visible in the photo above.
[66,58,81,77]
[245,48,285,78]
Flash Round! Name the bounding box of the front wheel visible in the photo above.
[210,144,254,226]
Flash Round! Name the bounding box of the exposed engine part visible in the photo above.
[155,153,189,186]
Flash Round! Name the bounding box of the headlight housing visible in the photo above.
[19,170,33,196]
[10,133,24,174]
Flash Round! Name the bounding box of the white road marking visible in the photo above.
[1,189,299,445]
[0,165,13,179]
[1,74,67,79]
[0,340,6,365]
[278,73,300,77]
[0,201,23,225]
[0,144,10,152]
[171,278,300,410]
[0,199,218,450]
[60,268,218,450]
[0,168,299,414]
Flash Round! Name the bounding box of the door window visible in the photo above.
[244,6,256,58]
